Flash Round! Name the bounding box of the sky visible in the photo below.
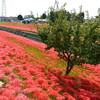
[0,0,100,18]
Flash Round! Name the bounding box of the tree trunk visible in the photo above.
[66,58,73,74]
[66,65,73,74]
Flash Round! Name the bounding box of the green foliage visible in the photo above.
[79,21,100,64]
[48,4,84,25]
[48,8,58,24]
[38,25,50,43]
[74,6,84,23]
[38,3,100,74]
[17,14,24,20]
[75,12,84,23]
[41,13,47,19]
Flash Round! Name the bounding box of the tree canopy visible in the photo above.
[17,14,24,20]
[41,13,47,19]
[38,3,100,74]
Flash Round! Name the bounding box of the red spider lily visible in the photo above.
[0,30,100,99]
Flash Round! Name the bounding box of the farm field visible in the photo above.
[0,29,100,100]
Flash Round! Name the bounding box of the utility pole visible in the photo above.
[1,0,6,21]
[2,0,6,16]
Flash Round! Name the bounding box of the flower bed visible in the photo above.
[0,22,37,32]
[0,30,100,100]
[0,26,41,42]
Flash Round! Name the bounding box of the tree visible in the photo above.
[85,10,89,19]
[75,12,84,23]
[48,7,58,24]
[47,0,60,24]
[17,14,23,20]
[72,6,84,23]
[41,13,47,19]
[97,8,100,20]
[66,11,71,21]
[38,5,100,74]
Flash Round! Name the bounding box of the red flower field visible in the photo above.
[0,22,37,32]
[0,30,100,100]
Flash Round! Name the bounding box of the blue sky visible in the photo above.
[0,0,100,18]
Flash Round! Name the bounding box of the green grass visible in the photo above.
[0,77,8,86]
[26,93,34,99]
[5,72,10,76]
[9,55,15,59]
[16,75,27,81]
[4,62,11,67]
[25,46,45,58]
[0,22,26,26]
[12,69,18,74]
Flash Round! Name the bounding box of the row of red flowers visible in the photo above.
[0,22,37,32]
[0,30,100,100]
